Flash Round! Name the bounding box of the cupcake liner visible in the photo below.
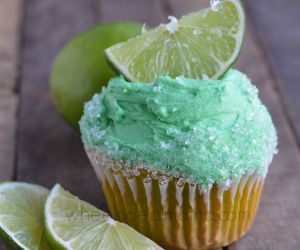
[86,148,264,250]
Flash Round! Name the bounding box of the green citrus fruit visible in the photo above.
[105,0,245,83]
[0,182,51,250]
[51,21,142,130]
[44,184,163,250]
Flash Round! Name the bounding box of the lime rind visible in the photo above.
[0,226,23,250]
[44,184,111,250]
[44,184,72,250]
[44,184,108,250]
[105,0,245,83]
[0,182,50,250]
[180,0,246,76]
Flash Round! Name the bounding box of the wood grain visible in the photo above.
[230,17,300,250]
[0,0,22,248]
[246,0,300,148]
[97,0,165,26]
[165,0,300,249]
[16,0,106,208]
[0,0,22,182]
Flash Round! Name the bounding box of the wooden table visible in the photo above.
[1,0,299,249]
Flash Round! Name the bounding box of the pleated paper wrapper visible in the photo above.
[86,148,264,250]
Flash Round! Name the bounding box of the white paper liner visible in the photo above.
[86,148,265,249]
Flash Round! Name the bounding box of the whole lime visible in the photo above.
[50,21,142,130]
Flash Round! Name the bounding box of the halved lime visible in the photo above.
[105,0,245,82]
[44,184,163,250]
[0,182,51,250]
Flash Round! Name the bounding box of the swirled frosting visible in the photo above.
[80,69,277,189]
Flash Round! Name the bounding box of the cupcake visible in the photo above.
[80,69,277,249]
[79,1,277,249]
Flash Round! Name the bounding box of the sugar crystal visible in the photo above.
[161,16,178,34]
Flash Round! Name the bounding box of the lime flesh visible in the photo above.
[44,184,163,250]
[0,182,51,250]
[51,21,142,130]
[105,0,245,83]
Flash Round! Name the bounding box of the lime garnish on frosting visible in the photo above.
[80,70,278,190]
[105,0,245,82]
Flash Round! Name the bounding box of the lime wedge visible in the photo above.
[0,182,51,250]
[45,184,163,250]
[105,0,245,82]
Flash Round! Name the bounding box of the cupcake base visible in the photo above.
[87,148,264,250]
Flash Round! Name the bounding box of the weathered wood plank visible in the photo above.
[229,21,300,250]
[17,0,106,208]
[0,0,22,182]
[165,0,300,249]
[0,1,22,248]
[246,0,300,147]
[97,0,165,26]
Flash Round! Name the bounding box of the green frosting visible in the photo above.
[80,69,277,189]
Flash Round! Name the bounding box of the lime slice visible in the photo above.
[0,182,51,250]
[45,184,163,250]
[105,0,245,82]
